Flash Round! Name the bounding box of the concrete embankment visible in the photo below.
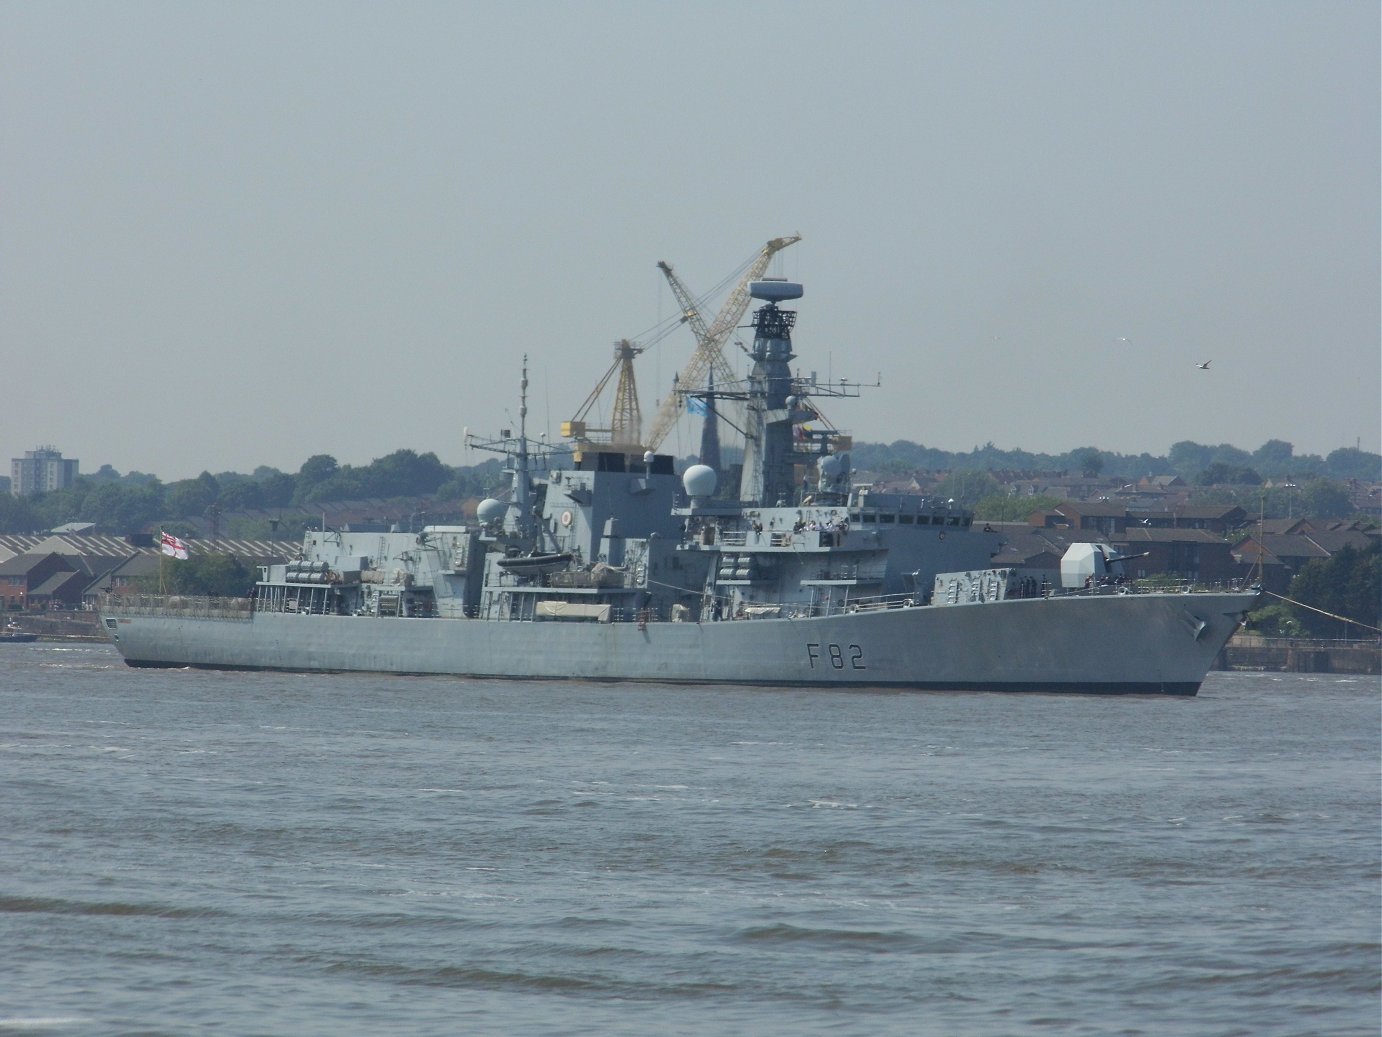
[5,612,110,643]
[1217,634,1381,675]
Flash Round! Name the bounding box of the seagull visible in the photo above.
[1195,360,1211,370]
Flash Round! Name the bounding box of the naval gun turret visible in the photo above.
[1060,543,1149,589]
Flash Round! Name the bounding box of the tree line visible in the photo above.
[0,438,1376,537]
[849,437,1379,485]
[0,449,505,539]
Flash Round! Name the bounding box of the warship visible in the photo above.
[102,262,1258,694]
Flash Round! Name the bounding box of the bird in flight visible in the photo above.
[1195,360,1211,370]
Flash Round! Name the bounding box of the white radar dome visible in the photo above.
[819,455,843,479]
[682,464,717,498]
[477,498,508,524]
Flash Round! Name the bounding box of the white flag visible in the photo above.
[160,531,190,560]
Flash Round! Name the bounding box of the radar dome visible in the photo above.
[819,455,843,479]
[477,498,508,524]
[682,464,717,498]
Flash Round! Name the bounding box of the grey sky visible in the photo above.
[4,1,1377,482]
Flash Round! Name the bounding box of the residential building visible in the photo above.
[11,447,79,496]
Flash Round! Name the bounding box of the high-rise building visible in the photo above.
[11,447,79,496]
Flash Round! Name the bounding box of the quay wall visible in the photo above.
[1217,634,1381,675]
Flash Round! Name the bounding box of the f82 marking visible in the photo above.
[806,643,866,670]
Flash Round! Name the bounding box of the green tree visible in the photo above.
[1168,440,1213,477]
[260,472,297,506]
[294,455,340,504]
[931,471,1000,507]
[1285,542,1381,637]
[973,494,1064,521]
[83,482,130,528]
[1295,478,1353,520]
[1076,450,1104,478]
[156,554,257,597]
[305,469,366,502]
[362,449,450,497]
[115,483,166,531]
[165,472,220,518]
[217,477,266,511]
[1251,439,1296,476]
[1247,602,1305,637]
[1208,444,1253,468]
[1196,462,1262,486]
[1325,447,1382,482]
[0,493,41,533]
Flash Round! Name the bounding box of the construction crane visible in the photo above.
[561,339,645,457]
[656,262,738,403]
[645,234,801,452]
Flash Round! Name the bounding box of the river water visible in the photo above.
[2,642,1378,1036]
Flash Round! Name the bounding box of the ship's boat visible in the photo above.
[101,274,1259,694]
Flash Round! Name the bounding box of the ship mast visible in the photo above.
[738,281,803,505]
[510,356,538,542]
[466,355,559,548]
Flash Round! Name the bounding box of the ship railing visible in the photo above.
[1063,577,1261,597]
[1122,576,1260,594]
[828,592,920,614]
[721,592,920,620]
[100,593,255,621]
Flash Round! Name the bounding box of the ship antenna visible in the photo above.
[520,355,529,442]
[511,356,535,541]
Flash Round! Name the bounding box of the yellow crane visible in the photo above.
[560,235,801,462]
[560,339,645,459]
[646,234,801,452]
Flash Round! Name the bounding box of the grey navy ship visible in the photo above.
[102,254,1258,694]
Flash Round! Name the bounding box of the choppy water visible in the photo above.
[2,642,1378,1036]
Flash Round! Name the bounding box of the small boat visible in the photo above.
[496,552,575,577]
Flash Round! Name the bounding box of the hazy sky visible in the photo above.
[4,1,1377,482]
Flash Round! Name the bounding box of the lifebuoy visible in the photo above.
[560,510,573,527]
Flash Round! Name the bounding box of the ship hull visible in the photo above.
[103,590,1255,695]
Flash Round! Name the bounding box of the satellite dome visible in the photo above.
[819,455,843,478]
[682,464,717,498]
[477,498,507,524]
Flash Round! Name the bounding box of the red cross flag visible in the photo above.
[159,531,190,560]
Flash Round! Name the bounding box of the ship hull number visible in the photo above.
[806,642,866,670]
